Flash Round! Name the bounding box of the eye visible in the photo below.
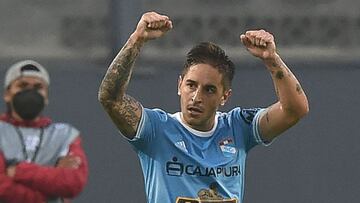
[206,86,216,94]
[186,82,196,90]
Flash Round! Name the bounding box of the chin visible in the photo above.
[187,117,205,127]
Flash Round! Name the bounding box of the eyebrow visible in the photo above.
[185,79,197,84]
[17,80,43,86]
[185,79,217,89]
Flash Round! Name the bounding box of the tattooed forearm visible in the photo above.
[98,38,142,102]
[269,58,291,80]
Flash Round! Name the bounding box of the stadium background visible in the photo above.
[0,0,359,202]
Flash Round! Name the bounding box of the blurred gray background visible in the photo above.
[0,0,360,202]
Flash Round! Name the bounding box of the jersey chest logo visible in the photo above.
[175,140,188,153]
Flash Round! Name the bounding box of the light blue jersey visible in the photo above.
[128,107,269,203]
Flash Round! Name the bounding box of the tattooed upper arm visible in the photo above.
[103,94,142,139]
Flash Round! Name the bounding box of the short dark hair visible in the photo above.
[181,42,235,90]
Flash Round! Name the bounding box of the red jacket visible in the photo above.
[0,114,88,203]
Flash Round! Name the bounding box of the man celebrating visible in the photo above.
[98,12,309,203]
[0,60,88,203]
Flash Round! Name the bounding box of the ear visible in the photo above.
[44,97,49,106]
[220,89,232,106]
[177,75,183,96]
[44,88,49,105]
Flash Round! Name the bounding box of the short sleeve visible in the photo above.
[251,108,272,146]
[231,107,271,152]
[126,108,168,151]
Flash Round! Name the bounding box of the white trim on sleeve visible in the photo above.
[122,106,146,141]
[252,109,272,146]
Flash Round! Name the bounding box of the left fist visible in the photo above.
[240,30,276,60]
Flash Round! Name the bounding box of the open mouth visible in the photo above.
[187,106,203,115]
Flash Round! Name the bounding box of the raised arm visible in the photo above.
[240,30,309,142]
[98,12,172,139]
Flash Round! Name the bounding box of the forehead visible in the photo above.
[183,64,224,86]
[10,76,48,87]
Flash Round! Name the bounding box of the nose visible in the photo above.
[191,89,202,103]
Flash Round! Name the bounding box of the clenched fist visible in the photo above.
[240,30,277,60]
[133,11,173,42]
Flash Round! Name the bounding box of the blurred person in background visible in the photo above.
[98,11,309,203]
[0,60,88,203]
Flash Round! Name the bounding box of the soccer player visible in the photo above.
[98,12,309,203]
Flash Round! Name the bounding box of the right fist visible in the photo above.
[134,11,173,41]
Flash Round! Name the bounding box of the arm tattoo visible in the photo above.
[98,38,143,135]
[271,63,277,68]
[98,39,141,101]
[275,86,280,97]
[113,95,142,127]
[270,58,291,78]
[275,70,284,80]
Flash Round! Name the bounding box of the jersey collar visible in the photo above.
[173,112,218,138]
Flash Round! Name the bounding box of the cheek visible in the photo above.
[4,89,18,103]
[180,95,189,106]
[181,87,190,95]
[4,94,12,103]
[205,98,221,110]
[180,90,191,101]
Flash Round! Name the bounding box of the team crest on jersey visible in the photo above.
[219,138,236,157]
[240,108,259,124]
[176,183,238,202]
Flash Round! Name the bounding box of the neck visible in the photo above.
[180,112,215,132]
